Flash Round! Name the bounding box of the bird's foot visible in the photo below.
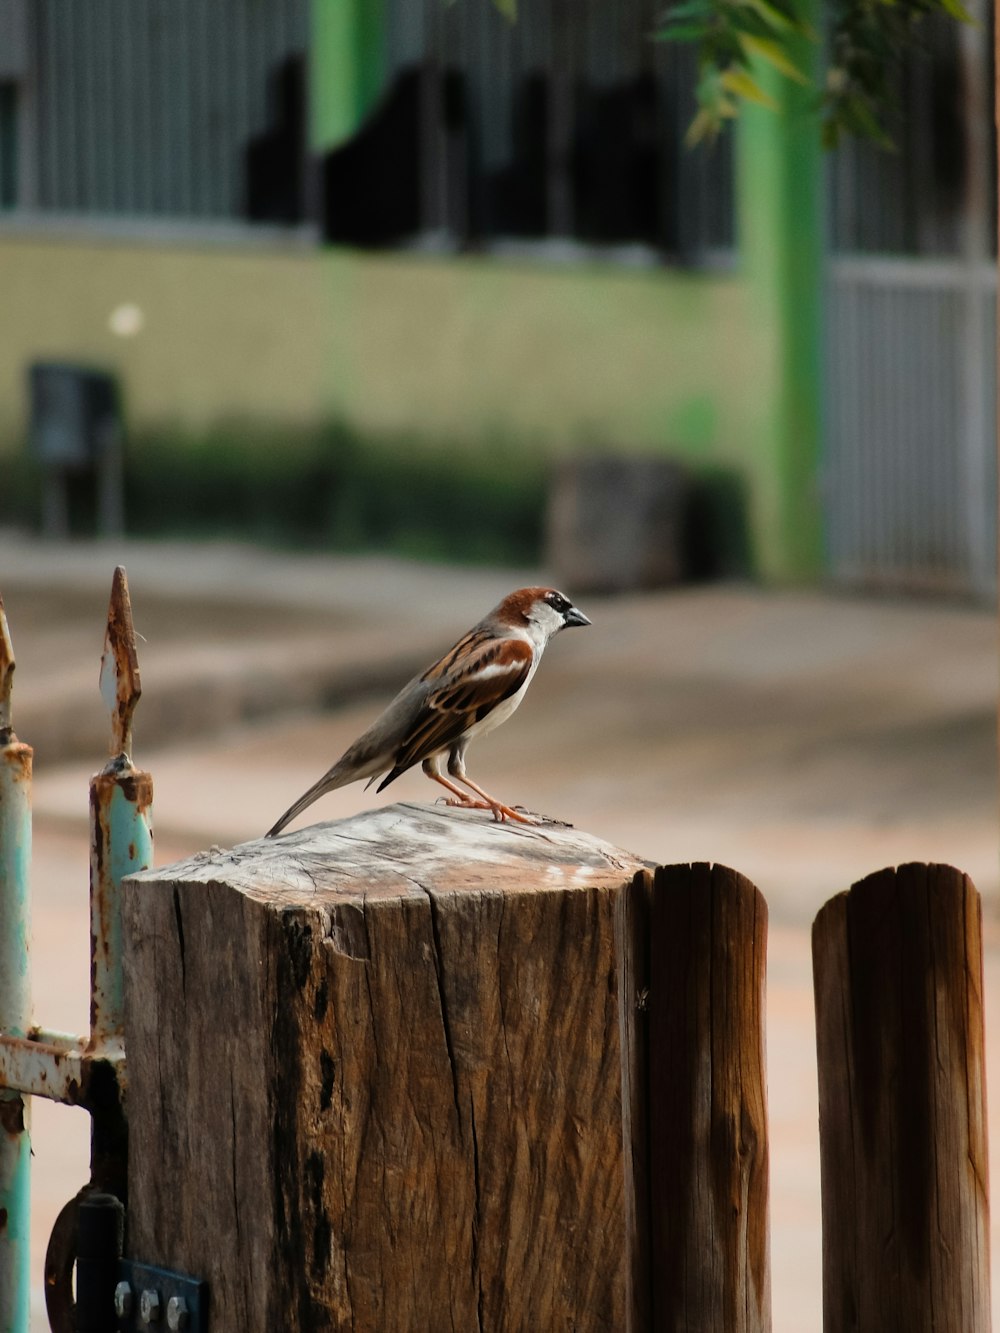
[488,802,538,825]
[443,796,537,825]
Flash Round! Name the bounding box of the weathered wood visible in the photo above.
[123,803,652,1332]
[616,870,652,1333]
[812,863,990,1333]
[644,863,772,1333]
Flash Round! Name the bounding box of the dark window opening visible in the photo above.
[0,82,17,210]
[321,0,735,265]
[245,55,308,225]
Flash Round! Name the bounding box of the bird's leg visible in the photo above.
[454,774,538,825]
[424,767,491,810]
[440,750,537,824]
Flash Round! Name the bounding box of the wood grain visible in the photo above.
[123,804,650,1332]
[812,863,990,1333]
[645,863,772,1333]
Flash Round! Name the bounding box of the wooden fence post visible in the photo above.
[812,863,990,1332]
[123,814,773,1332]
[642,863,771,1333]
[123,804,651,1331]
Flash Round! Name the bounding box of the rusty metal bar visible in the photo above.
[0,1028,126,1109]
[88,567,152,1202]
[0,592,33,1333]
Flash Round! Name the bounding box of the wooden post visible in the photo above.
[639,863,772,1333]
[812,863,991,1333]
[123,804,651,1331]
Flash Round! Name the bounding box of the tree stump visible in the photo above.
[123,804,650,1331]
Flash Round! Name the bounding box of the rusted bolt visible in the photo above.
[139,1287,161,1323]
[114,1280,133,1317]
[166,1295,190,1330]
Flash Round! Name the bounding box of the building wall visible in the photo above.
[0,227,800,573]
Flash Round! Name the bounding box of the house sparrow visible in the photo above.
[265,586,590,836]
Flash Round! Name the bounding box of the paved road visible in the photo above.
[3,533,998,1331]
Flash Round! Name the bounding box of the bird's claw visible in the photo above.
[443,796,538,825]
[490,803,538,825]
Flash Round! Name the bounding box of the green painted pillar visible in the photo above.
[736,18,824,580]
[310,0,386,153]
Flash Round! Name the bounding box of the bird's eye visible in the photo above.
[547,592,569,613]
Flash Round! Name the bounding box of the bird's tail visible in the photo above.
[265,766,351,838]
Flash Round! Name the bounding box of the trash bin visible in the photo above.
[27,363,124,537]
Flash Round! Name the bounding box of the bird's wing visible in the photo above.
[377,633,534,788]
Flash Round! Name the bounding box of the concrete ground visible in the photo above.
[2,532,998,1331]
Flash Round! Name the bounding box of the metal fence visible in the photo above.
[824,257,997,597]
[0,570,151,1333]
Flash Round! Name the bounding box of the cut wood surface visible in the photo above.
[123,803,651,1332]
[812,863,990,1333]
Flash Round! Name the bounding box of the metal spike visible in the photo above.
[0,593,14,733]
[99,567,142,758]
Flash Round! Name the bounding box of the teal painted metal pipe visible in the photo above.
[90,762,153,1049]
[0,594,32,1333]
[87,568,153,1202]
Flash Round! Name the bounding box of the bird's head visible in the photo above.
[494,587,591,644]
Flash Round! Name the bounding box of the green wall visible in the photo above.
[0,211,812,576]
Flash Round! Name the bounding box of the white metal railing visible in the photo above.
[825,255,997,598]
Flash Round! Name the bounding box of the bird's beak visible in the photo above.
[563,605,591,628]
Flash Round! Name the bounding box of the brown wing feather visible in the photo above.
[377,636,533,789]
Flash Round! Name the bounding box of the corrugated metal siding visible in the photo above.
[20,0,307,220]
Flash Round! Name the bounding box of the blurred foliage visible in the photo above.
[658,0,812,143]
[2,423,753,578]
[487,0,967,145]
[1,422,549,566]
[655,0,969,146]
[127,423,550,564]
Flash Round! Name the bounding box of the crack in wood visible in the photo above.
[469,1092,485,1333]
[423,887,463,1128]
[172,886,186,993]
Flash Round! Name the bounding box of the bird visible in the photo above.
[265,586,590,837]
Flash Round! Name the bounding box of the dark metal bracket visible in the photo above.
[115,1260,208,1332]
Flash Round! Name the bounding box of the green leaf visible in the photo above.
[492,0,516,19]
[835,93,895,147]
[661,0,717,21]
[737,31,810,82]
[685,100,736,145]
[739,0,796,31]
[656,20,714,40]
[937,0,973,20]
[721,65,779,107]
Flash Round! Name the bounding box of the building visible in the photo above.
[0,0,992,590]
